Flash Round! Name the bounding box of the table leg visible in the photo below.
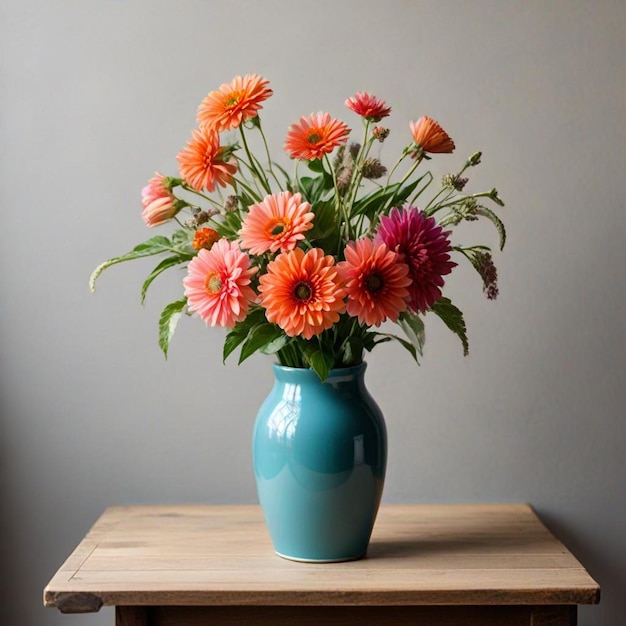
[116,606,149,626]
[530,606,577,625]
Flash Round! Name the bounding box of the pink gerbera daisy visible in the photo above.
[375,207,456,313]
[197,74,273,133]
[338,238,411,327]
[176,127,238,193]
[344,92,391,122]
[141,172,178,227]
[183,238,257,328]
[284,112,350,160]
[239,191,314,255]
[258,248,346,339]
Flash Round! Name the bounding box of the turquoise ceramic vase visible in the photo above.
[253,362,387,562]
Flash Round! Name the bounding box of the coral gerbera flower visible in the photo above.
[375,207,456,313]
[197,74,273,133]
[239,191,314,255]
[409,116,455,154]
[141,172,179,227]
[183,238,257,328]
[176,127,238,193]
[284,112,350,160]
[338,238,411,327]
[345,92,391,122]
[258,248,346,340]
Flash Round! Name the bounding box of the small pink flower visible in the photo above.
[345,92,391,122]
[183,238,257,328]
[141,172,177,227]
[375,207,456,313]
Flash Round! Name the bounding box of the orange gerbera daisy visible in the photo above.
[239,191,314,255]
[192,227,221,251]
[197,74,273,133]
[284,112,350,160]
[183,238,257,328]
[259,248,346,340]
[338,238,411,327]
[176,127,238,192]
[345,92,391,122]
[410,116,455,154]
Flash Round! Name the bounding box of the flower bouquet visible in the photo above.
[90,74,506,381]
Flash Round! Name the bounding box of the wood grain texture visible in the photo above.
[43,504,599,612]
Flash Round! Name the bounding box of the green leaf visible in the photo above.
[430,297,469,356]
[170,228,195,251]
[141,255,193,305]
[273,162,293,189]
[361,331,379,353]
[217,209,244,239]
[307,158,325,173]
[372,332,418,361]
[351,177,420,220]
[260,333,289,355]
[239,323,286,364]
[398,311,425,359]
[477,205,507,251]
[89,236,173,292]
[222,307,266,362]
[298,173,333,204]
[223,327,249,363]
[340,335,364,366]
[158,298,187,359]
[307,349,334,381]
[308,198,339,242]
[351,183,399,218]
[390,176,422,207]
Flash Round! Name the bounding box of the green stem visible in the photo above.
[231,175,263,203]
[239,125,271,194]
[324,154,351,247]
[179,183,223,210]
[384,145,416,187]
[428,190,495,215]
[257,122,283,189]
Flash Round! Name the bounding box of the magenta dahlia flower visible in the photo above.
[375,207,456,313]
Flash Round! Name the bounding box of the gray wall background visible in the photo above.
[1,1,624,624]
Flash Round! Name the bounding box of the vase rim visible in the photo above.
[272,362,367,377]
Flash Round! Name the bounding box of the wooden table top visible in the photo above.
[43,503,600,613]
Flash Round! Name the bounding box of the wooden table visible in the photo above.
[44,504,599,625]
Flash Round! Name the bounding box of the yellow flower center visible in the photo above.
[224,91,242,109]
[205,271,222,294]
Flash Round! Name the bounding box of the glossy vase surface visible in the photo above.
[253,363,387,562]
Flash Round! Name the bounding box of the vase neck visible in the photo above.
[272,363,367,386]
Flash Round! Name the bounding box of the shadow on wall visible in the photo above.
[0,408,21,624]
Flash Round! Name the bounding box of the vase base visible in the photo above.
[274,550,366,564]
